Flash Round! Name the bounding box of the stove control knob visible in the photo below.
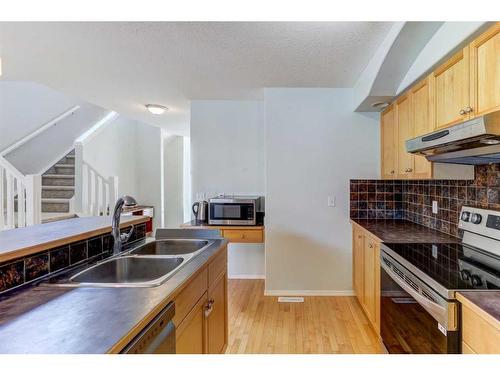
[471,275,482,287]
[461,211,471,222]
[460,270,471,281]
[471,213,482,224]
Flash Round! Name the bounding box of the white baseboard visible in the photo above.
[228,274,266,280]
[264,289,355,297]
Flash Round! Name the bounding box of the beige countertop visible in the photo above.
[181,220,264,230]
[0,216,149,264]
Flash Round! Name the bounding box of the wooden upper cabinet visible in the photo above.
[432,46,471,129]
[380,105,397,179]
[395,94,413,177]
[410,77,433,179]
[470,22,500,118]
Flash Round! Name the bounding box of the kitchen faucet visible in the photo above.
[111,195,137,255]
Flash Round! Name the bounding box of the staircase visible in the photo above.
[41,150,77,223]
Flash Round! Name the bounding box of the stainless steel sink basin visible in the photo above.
[129,239,210,256]
[70,256,184,287]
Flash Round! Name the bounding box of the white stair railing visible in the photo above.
[0,156,41,230]
[74,142,118,217]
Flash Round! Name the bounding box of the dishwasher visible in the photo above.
[121,302,176,354]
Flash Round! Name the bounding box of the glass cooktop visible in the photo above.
[382,242,500,292]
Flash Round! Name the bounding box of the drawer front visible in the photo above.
[222,229,263,243]
[173,268,208,327]
[208,247,227,287]
[462,305,500,354]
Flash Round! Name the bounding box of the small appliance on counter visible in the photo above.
[192,200,208,222]
[208,196,263,226]
[380,205,500,354]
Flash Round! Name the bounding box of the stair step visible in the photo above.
[55,163,75,168]
[42,175,75,187]
[42,185,74,190]
[42,198,70,213]
[42,189,74,199]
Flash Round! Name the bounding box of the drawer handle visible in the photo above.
[368,243,374,249]
[204,299,215,318]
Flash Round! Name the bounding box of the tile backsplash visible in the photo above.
[0,222,147,294]
[350,164,500,238]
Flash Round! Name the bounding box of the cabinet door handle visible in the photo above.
[204,299,215,317]
[390,170,395,174]
[459,109,466,115]
[465,106,473,113]
[368,243,373,249]
[408,168,413,172]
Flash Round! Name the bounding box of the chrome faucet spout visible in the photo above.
[111,195,137,255]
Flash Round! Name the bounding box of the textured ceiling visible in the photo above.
[0,22,393,135]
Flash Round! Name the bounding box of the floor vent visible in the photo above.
[278,297,304,303]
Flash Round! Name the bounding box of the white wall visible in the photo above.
[0,81,79,151]
[190,100,265,278]
[135,123,163,230]
[163,135,185,228]
[264,88,379,295]
[80,116,139,199]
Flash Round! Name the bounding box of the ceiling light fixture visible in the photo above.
[371,101,389,109]
[145,104,168,115]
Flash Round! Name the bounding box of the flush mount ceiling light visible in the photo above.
[371,101,389,109]
[145,104,168,115]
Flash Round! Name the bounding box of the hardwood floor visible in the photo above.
[226,279,383,354]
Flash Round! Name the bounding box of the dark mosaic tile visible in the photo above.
[49,246,70,272]
[70,241,87,264]
[25,252,49,281]
[0,260,24,292]
[88,236,103,257]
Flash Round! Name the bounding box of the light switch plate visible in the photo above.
[328,196,336,207]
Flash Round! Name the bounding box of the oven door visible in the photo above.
[209,202,256,225]
[380,252,459,354]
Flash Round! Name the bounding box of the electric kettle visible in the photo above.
[192,200,208,222]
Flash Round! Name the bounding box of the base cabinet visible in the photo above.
[173,247,228,354]
[352,225,380,335]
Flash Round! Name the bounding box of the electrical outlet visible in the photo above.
[432,200,438,214]
[327,196,336,207]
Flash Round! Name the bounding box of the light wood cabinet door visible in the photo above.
[176,292,208,354]
[410,77,433,179]
[352,227,365,304]
[363,237,377,324]
[380,105,397,179]
[432,47,470,129]
[395,94,413,178]
[207,272,228,354]
[470,22,500,118]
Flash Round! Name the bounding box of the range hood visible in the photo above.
[406,111,500,165]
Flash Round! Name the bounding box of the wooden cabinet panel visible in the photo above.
[380,105,397,179]
[352,225,380,335]
[352,227,364,304]
[222,229,263,243]
[410,77,433,179]
[470,22,500,117]
[395,94,413,177]
[173,268,208,327]
[208,247,227,287]
[207,273,228,354]
[462,304,500,354]
[433,47,470,129]
[176,292,208,354]
[462,341,477,354]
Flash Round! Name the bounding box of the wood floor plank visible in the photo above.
[226,279,382,354]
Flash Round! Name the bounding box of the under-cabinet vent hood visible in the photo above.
[406,111,500,165]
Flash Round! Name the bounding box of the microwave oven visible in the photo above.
[208,196,260,225]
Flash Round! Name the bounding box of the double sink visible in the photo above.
[69,239,212,288]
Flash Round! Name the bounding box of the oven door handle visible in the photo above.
[380,261,457,331]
